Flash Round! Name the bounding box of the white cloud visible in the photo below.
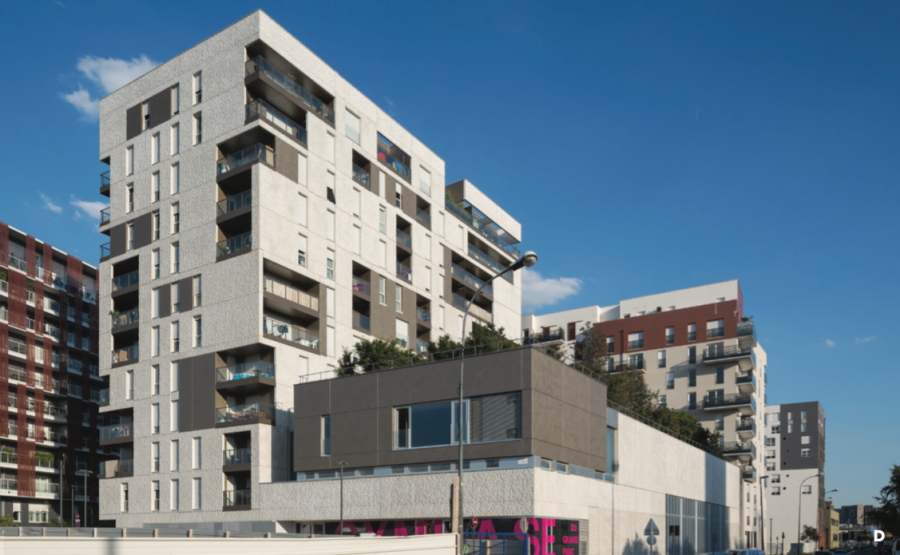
[70,197,108,221]
[39,193,63,214]
[854,336,876,345]
[62,55,158,120]
[521,268,582,313]
[825,339,835,347]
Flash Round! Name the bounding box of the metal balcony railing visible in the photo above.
[736,419,756,433]
[216,362,275,384]
[451,263,493,296]
[703,344,754,362]
[246,98,307,143]
[223,448,251,466]
[445,197,520,258]
[216,232,252,258]
[703,392,756,410]
[216,402,274,424]
[628,339,644,350]
[245,56,335,124]
[353,312,371,331]
[707,327,725,339]
[737,321,757,341]
[216,190,252,216]
[216,144,275,175]
[263,317,319,350]
[722,441,757,458]
[111,307,139,328]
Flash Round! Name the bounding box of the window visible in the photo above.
[394,393,521,450]
[149,480,160,511]
[419,167,431,196]
[171,242,180,273]
[126,146,134,176]
[801,423,807,432]
[628,333,643,350]
[192,437,201,469]
[152,326,160,356]
[321,415,331,456]
[152,249,160,279]
[170,440,180,471]
[170,123,179,155]
[788,424,793,433]
[327,174,336,203]
[659,395,667,407]
[171,83,180,113]
[658,350,666,368]
[395,191,402,209]
[688,392,697,409]
[326,210,335,242]
[298,194,307,227]
[379,277,386,305]
[688,323,697,341]
[192,72,202,104]
[151,365,160,395]
[193,316,202,347]
[125,370,134,400]
[170,162,180,194]
[171,321,180,352]
[707,319,724,338]
[151,132,160,164]
[715,414,724,431]
[142,102,150,131]
[688,346,696,364]
[666,372,674,390]
[345,110,360,144]
[801,410,807,420]
[121,483,129,512]
[192,478,201,510]
[151,403,160,434]
[688,369,696,387]
[152,171,160,202]
[192,113,202,144]
[298,153,307,187]
[170,479,179,511]
[151,442,160,472]
[171,400,179,432]
[716,366,724,384]
[607,336,614,353]
[171,203,180,233]
[395,285,402,312]
[152,210,160,240]
[379,207,386,233]
[666,326,674,344]
[298,234,307,267]
[168,282,180,313]
[170,361,179,392]
[326,132,335,164]
[193,275,201,307]
[126,222,134,250]
[326,254,334,280]
[801,484,812,493]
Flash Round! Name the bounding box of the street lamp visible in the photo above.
[759,474,769,552]
[81,469,94,528]
[457,251,537,543]
[796,474,825,554]
[338,460,347,535]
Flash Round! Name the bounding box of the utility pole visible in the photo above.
[59,453,66,525]
[338,461,347,535]
[83,470,93,527]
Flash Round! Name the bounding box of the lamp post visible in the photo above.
[338,460,347,535]
[759,474,769,551]
[796,474,823,554]
[59,453,66,525]
[82,469,93,527]
[457,251,537,546]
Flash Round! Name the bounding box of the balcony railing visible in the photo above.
[703,344,754,362]
[628,339,644,350]
[101,170,110,188]
[451,263,493,296]
[353,312,371,331]
[416,207,431,228]
[100,243,110,258]
[263,275,318,311]
[217,144,275,175]
[377,143,411,181]
[246,98,307,143]
[216,402,274,424]
[722,441,757,458]
[417,306,431,323]
[216,232,252,258]
[352,163,370,188]
[246,56,335,124]
[736,419,756,433]
[111,270,139,291]
[451,293,491,322]
[742,465,757,482]
[707,327,725,339]
[352,276,370,296]
[264,317,319,350]
[100,207,110,225]
[467,244,512,282]
[8,255,27,273]
[216,362,275,384]
[116,459,134,475]
[416,339,429,353]
[736,372,756,387]
[112,344,139,365]
[533,329,565,342]
[607,358,645,372]
[224,448,251,466]
[737,321,757,342]
[99,389,109,404]
[396,228,412,250]
[223,489,252,507]
[111,307,139,329]
[99,423,133,441]
[217,190,252,217]
[703,392,756,410]
[396,261,412,282]
[1,452,56,470]
[445,198,520,258]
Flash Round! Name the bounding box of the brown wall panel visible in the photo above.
[42,243,52,285]
[180,277,194,312]
[159,284,171,319]
[274,137,299,182]
[178,353,217,432]
[0,222,8,265]
[0,323,7,437]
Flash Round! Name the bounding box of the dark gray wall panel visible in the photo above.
[109,223,127,258]
[133,212,152,250]
[126,105,141,141]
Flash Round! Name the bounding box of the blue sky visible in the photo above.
[1,1,897,507]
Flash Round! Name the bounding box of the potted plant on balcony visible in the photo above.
[34,451,54,468]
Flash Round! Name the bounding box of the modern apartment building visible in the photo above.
[0,221,103,526]
[523,280,768,548]
[838,504,874,526]
[764,402,827,553]
[96,11,523,526]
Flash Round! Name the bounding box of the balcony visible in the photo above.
[216,362,275,395]
[468,244,512,283]
[702,344,755,366]
[416,207,431,228]
[742,465,757,483]
[352,163,370,188]
[396,262,412,282]
[111,270,139,293]
[446,197,520,259]
[217,144,275,175]
[722,441,756,461]
[223,489,251,510]
[7,255,27,273]
[112,344,139,365]
[100,243,110,259]
[246,98,307,144]
[628,339,644,350]
[245,56,335,124]
[353,311,371,332]
[707,327,724,339]
[0,479,60,499]
[0,452,57,472]
[377,134,411,181]
[263,275,318,312]
[416,339,429,353]
[451,263,493,297]
[607,358,645,372]
[702,392,756,415]
[451,293,491,322]
[224,447,251,466]
[100,207,110,226]
[736,371,757,393]
[737,321,757,344]
[217,190,252,217]
[532,328,565,343]
[216,402,274,427]
[99,423,133,445]
[736,419,756,440]
[217,232,252,259]
[352,276,370,297]
[396,228,412,250]
[99,389,109,406]
[264,316,319,351]
[100,170,110,196]
[111,307,139,330]
[417,306,431,325]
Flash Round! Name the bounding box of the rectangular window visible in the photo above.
[126,146,134,176]
[152,248,160,279]
[321,415,331,456]
[395,191,402,209]
[688,323,697,341]
[688,392,697,409]
[151,443,160,473]
[152,171,160,202]
[345,110,360,144]
[170,479,179,511]
[606,336,614,353]
[801,410,807,420]
[192,113,202,144]
[298,194,307,227]
[125,370,134,400]
[151,210,160,240]
[716,366,725,384]
[688,369,696,387]
[419,167,431,196]
[151,132,160,164]
[394,392,521,450]
[171,321,180,352]
[801,423,807,432]
[379,207,386,233]
[151,365,160,395]
[170,122,179,155]
[326,172,335,202]
[666,372,674,390]
[193,275,201,307]
[171,242,180,273]
[298,153,307,187]
[170,361,179,392]
[192,72,202,104]
[326,132,335,164]
[193,316,202,347]
[152,288,160,318]
[126,222,134,250]
[379,277,386,305]
[142,102,150,131]
[121,483,129,512]
[688,346,696,364]
[170,162,180,194]
[171,282,180,313]
[171,400,179,432]
[171,202,180,233]
[395,285,402,312]
[326,210,335,241]
[151,403,160,434]
[192,437,201,469]
[326,254,334,280]
[788,424,794,433]
[707,319,725,338]
[152,326,160,357]
[126,183,134,213]
[658,350,666,368]
[298,234,307,267]
[628,331,643,350]
[666,326,674,344]
[659,395,667,407]
[170,440,179,471]
[192,478,201,510]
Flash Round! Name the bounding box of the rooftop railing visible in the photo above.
[216,402,274,424]
[246,98,307,143]
[111,307,139,329]
[445,197,520,258]
[263,317,319,350]
[216,232,252,258]
[263,275,318,311]
[216,362,275,384]
[224,448,251,466]
[352,164,370,188]
[217,190,252,217]
[111,270,139,292]
[245,56,335,124]
[451,263,493,296]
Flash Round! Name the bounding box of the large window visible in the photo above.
[394,392,522,450]
[707,319,724,339]
[321,415,331,456]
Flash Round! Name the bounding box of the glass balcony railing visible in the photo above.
[245,56,335,123]
[101,170,110,188]
[396,228,412,250]
[416,339,429,353]
[217,190,252,217]
[417,306,431,323]
[101,243,110,258]
[396,261,412,282]
[467,243,510,279]
[737,321,757,342]
[533,328,565,342]
[217,144,275,175]
[264,317,319,350]
[416,207,431,228]
[99,389,109,404]
[451,263,493,296]
[99,423,133,441]
[216,232,252,258]
[263,275,318,311]
[216,362,275,383]
[112,345,139,365]
[451,293,491,322]
[246,98,307,143]
[445,197,520,259]
[722,441,757,458]
[223,489,251,507]
[100,207,110,225]
[111,270,139,291]
[8,255,27,273]
[352,163,370,188]
[117,459,134,475]
[224,448,251,466]
[352,276,370,296]
[377,143,411,181]
[353,311,370,331]
[707,327,725,339]
[111,307,139,329]
[216,402,274,424]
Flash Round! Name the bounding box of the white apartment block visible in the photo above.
[525,280,768,547]
[95,11,523,527]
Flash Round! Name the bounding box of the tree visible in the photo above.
[801,525,820,543]
[336,337,412,376]
[867,464,900,535]
[573,323,609,371]
[465,323,517,354]
[426,334,463,360]
[0,514,14,527]
[603,367,658,417]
